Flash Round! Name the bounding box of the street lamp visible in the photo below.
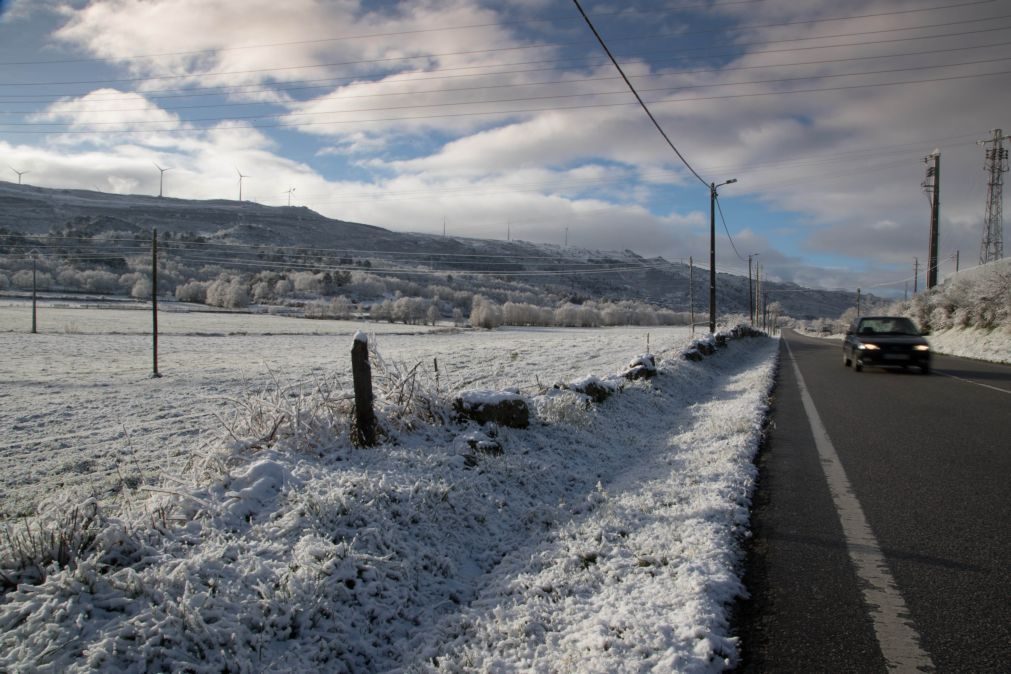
[709,178,737,334]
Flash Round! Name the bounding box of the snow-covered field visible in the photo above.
[0,301,778,671]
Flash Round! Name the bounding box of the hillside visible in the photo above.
[0,180,861,319]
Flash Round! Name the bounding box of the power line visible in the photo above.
[4,34,1007,107]
[4,67,1007,135]
[0,0,992,71]
[4,12,1006,90]
[715,195,745,261]
[9,51,1008,118]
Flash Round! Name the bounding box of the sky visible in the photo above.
[0,0,1009,296]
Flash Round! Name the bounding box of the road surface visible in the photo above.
[737,329,1011,672]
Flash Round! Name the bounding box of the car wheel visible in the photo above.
[854,358,863,372]
[920,364,930,375]
[842,351,850,367]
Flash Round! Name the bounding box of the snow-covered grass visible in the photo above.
[0,303,777,671]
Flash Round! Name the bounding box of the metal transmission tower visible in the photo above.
[978,129,1009,264]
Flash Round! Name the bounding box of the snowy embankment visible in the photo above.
[1,305,777,672]
[919,326,1011,364]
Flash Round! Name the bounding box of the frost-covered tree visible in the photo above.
[469,295,502,329]
[12,270,52,290]
[175,280,208,303]
[131,277,151,299]
[274,278,293,297]
[206,275,249,308]
[329,295,353,319]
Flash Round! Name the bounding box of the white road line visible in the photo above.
[784,338,934,672]
[934,369,1011,395]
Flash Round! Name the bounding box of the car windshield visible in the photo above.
[856,317,920,336]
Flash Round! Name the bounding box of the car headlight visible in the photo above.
[858,343,879,350]
[914,345,930,351]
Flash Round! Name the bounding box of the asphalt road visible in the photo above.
[736,329,1011,672]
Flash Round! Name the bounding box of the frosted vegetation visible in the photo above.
[797,260,1011,336]
[0,228,689,328]
[0,304,777,671]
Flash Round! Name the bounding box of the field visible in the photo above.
[0,298,777,671]
[0,298,686,519]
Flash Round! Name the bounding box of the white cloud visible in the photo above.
[3,0,1008,296]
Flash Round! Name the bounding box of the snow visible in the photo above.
[919,326,1011,364]
[0,302,778,672]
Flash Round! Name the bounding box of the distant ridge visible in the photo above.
[0,179,865,318]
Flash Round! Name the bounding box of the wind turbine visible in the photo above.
[9,166,28,185]
[284,186,296,207]
[236,168,250,201]
[153,162,171,198]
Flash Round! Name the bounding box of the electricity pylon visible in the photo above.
[978,129,1009,264]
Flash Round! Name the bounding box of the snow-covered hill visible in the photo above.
[0,179,863,318]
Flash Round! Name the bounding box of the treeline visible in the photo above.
[0,245,687,328]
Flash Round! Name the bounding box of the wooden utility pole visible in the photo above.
[748,254,755,325]
[31,250,38,334]
[913,257,919,294]
[152,229,161,378]
[925,151,941,289]
[688,256,694,336]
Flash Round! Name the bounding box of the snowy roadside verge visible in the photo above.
[1,334,778,672]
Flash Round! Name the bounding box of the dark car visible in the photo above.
[842,316,931,374]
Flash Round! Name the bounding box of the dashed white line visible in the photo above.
[784,338,934,671]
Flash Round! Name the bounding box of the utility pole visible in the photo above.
[688,256,694,336]
[30,249,38,333]
[152,229,161,378]
[709,179,737,334]
[284,187,295,206]
[955,249,960,272]
[923,150,940,288]
[747,254,757,325]
[709,183,717,334]
[913,257,919,294]
[856,288,862,317]
[978,129,1009,264]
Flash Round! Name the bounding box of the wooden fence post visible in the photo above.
[351,332,376,446]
